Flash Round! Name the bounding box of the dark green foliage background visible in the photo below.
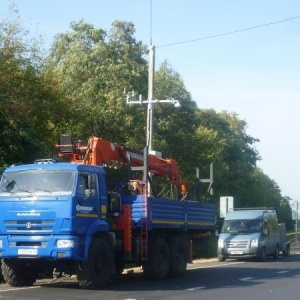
[0,4,294,237]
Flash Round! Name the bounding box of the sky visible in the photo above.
[1,0,300,205]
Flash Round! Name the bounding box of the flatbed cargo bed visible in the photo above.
[122,195,215,232]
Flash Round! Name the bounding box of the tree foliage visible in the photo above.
[0,3,67,165]
[47,20,148,143]
[0,4,294,228]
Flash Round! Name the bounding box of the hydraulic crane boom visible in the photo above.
[56,134,187,196]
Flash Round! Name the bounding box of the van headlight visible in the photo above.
[57,239,74,248]
[218,239,224,248]
[250,238,258,248]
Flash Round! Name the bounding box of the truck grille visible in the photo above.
[4,220,55,232]
[225,240,248,248]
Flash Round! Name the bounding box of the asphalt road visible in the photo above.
[0,250,299,300]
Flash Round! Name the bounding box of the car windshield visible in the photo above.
[0,169,76,198]
[221,219,262,233]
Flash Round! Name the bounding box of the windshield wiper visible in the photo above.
[35,188,57,199]
[15,189,37,197]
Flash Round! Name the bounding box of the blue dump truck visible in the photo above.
[0,134,216,289]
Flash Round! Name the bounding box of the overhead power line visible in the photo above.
[157,15,300,48]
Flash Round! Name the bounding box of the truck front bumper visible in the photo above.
[0,235,85,260]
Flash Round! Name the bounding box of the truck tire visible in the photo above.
[168,236,187,277]
[283,244,290,256]
[218,254,225,262]
[273,245,279,259]
[1,259,37,287]
[77,239,113,289]
[143,237,170,280]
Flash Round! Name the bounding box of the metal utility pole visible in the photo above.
[146,45,155,151]
[126,45,180,152]
[125,44,180,195]
[296,201,298,240]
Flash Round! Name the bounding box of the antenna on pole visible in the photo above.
[150,0,153,45]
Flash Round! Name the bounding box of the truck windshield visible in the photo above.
[0,169,76,197]
[221,219,262,234]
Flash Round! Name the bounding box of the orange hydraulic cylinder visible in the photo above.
[123,204,132,258]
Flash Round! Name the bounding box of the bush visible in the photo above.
[192,235,218,259]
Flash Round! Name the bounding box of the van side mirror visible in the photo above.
[263,228,269,236]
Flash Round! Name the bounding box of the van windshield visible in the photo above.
[221,219,262,234]
[0,169,76,198]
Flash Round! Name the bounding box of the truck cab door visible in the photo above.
[75,173,100,232]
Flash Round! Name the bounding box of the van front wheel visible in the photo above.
[260,248,266,262]
[273,246,279,259]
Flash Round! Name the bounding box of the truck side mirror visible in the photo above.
[88,174,96,189]
[85,189,96,198]
[263,228,269,236]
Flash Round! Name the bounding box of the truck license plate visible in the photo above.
[231,250,243,255]
[18,249,38,255]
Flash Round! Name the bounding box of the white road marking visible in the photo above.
[277,271,289,274]
[186,286,206,291]
[239,277,255,281]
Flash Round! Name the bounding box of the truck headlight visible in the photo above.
[218,239,224,248]
[250,238,258,248]
[57,239,74,248]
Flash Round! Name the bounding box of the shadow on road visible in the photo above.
[30,252,300,292]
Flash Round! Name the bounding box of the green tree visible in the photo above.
[195,110,260,202]
[0,3,67,166]
[154,61,200,185]
[47,20,148,144]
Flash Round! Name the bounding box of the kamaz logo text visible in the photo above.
[17,213,41,217]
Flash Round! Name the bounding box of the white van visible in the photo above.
[217,208,280,262]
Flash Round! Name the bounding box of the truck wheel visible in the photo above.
[260,248,267,262]
[273,246,279,259]
[284,244,290,256]
[143,237,170,280]
[1,259,37,287]
[77,239,113,289]
[168,236,187,277]
[218,254,225,262]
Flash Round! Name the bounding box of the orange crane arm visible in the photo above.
[56,134,187,196]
